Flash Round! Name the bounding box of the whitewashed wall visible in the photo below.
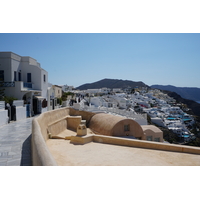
[0,101,8,126]
[151,117,165,127]
[13,100,26,121]
[0,110,8,126]
[15,107,26,121]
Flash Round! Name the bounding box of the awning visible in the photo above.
[34,96,45,100]
[21,89,41,92]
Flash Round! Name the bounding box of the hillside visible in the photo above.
[164,91,200,119]
[76,78,148,90]
[151,85,200,102]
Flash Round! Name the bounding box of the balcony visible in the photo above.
[0,82,15,87]
[23,82,32,89]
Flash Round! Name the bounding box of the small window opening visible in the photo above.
[14,71,17,81]
[124,124,130,131]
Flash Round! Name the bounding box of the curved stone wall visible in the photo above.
[31,107,96,166]
[31,107,71,166]
[31,118,57,166]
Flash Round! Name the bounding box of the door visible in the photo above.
[33,99,37,115]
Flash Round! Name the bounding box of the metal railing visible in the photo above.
[23,82,32,88]
[0,82,15,87]
[0,101,5,110]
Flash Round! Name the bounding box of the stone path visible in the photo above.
[0,117,33,166]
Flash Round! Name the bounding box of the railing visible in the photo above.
[0,82,15,87]
[23,82,32,88]
[0,101,5,110]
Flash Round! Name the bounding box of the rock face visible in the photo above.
[76,78,149,90]
[151,85,200,102]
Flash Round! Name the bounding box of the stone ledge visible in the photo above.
[70,133,200,155]
[70,134,94,145]
[92,135,200,155]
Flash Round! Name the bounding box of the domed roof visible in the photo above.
[89,113,144,137]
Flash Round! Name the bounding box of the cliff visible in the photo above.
[151,85,200,102]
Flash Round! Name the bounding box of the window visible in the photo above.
[124,124,130,131]
[27,73,31,82]
[44,74,46,82]
[154,137,160,142]
[18,72,21,81]
[0,70,4,82]
[14,71,17,81]
[147,136,152,141]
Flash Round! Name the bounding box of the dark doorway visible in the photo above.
[33,98,37,115]
[0,70,4,81]
[27,73,31,82]
[18,72,21,81]
[52,99,55,110]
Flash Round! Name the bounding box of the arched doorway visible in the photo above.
[33,96,47,115]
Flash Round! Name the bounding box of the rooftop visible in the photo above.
[46,138,200,166]
[45,127,200,166]
[32,107,200,166]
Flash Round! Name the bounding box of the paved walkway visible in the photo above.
[0,117,33,166]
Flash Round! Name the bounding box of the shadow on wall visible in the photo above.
[20,134,32,166]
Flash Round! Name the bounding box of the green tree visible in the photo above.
[62,92,74,101]
[3,96,18,105]
[57,97,62,105]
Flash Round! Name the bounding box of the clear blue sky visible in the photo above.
[0,33,200,88]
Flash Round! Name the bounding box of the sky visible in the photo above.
[1,1,200,197]
[1,1,200,89]
[1,33,200,88]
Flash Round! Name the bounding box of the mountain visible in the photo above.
[151,85,200,102]
[76,78,149,90]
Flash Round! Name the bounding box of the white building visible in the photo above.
[113,88,123,93]
[0,52,48,116]
[90,97,103,107]
[47,84,62,111]
[101,87,111,94]
[0,101,8,126]
[62,84,74,92]
[12,100,26,121]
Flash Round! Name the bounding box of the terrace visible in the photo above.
[32,107,200,166]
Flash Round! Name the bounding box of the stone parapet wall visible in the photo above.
[93,135,200,155]
[31,107,95,166]
[31,119,57,166]
[67,116,82,131]
[32,107,71,166]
